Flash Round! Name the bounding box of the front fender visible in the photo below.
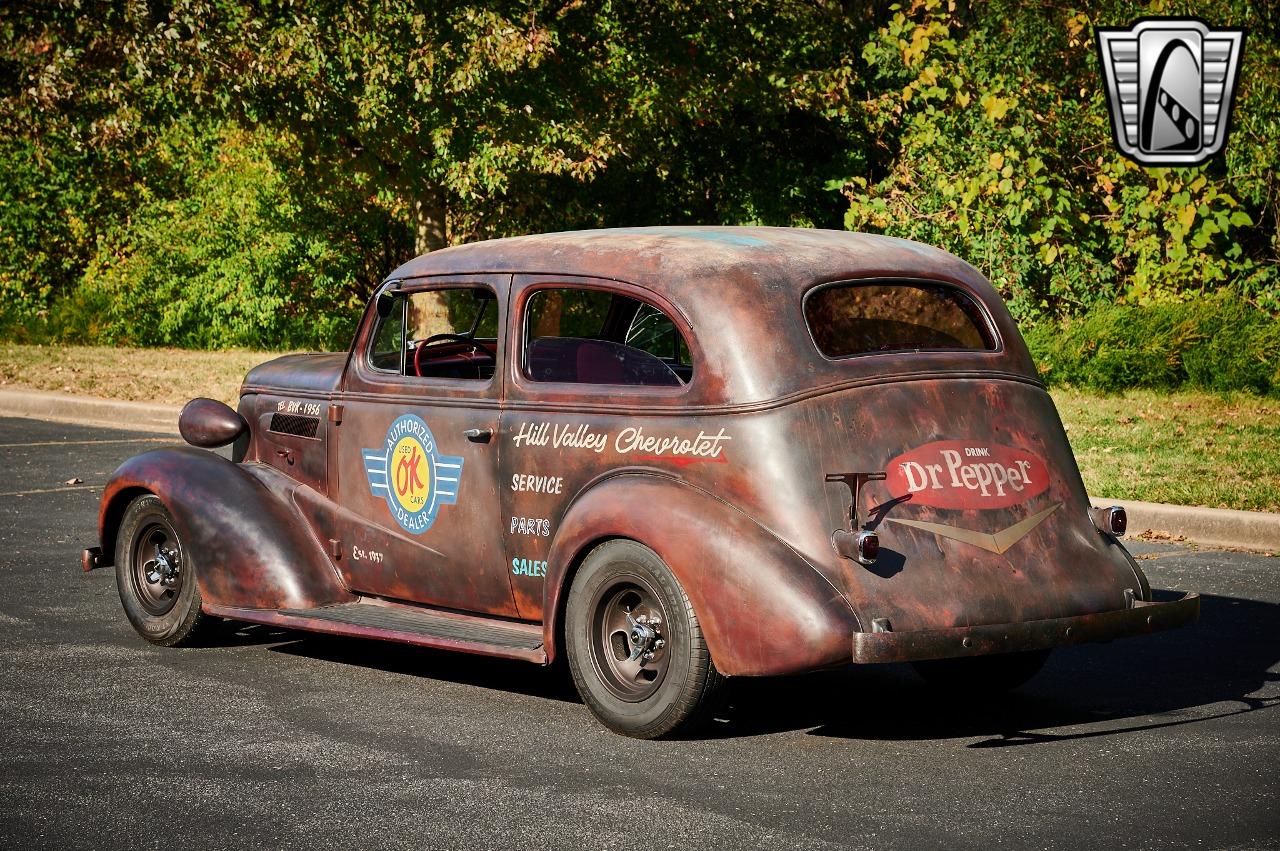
[99,448,353,611]
[543,472,857,676]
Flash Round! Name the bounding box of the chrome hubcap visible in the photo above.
[625,611,664,662]
[143,545,181,587]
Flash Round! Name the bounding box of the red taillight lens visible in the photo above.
[1091,505,1127,537]
[856,531,879,565]
[1108,506,1127,536]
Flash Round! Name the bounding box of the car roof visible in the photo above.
[384,227,1037,407]
[387,227,985,298]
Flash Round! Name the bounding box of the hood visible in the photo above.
[241,353,348,396]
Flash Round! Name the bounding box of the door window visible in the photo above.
[522,288,691,386]
[369,287,499,380]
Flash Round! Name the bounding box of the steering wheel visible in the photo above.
[413,333,497,376]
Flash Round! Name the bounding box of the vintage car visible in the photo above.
[86,227,1199,738]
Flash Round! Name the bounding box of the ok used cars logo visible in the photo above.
[885,441,1049,510]
[363,414,464,535]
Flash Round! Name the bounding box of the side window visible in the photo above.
[367,286,499,380]
[522,288,692,387]
[625,303,692,371]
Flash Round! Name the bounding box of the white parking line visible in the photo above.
[0,438,171,448]
[0,485,100,497]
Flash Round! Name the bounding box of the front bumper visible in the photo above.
[852,592,1199,664]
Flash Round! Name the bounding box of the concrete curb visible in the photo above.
[1102,498,1279,554]
[0,388,180,435]
[1,388,1277,551]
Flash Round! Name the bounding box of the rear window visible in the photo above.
[804,281,996,358]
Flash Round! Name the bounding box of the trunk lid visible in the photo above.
[800,377,1141,633]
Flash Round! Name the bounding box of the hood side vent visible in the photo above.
[269,412,320,439]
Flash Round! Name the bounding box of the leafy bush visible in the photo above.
[43,123,406,350]
[845,0,1279,320]
[0,137,102,329]
[1026,292,1280,396]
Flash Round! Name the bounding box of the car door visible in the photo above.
[332,274,518,617]
[500,276,698,619]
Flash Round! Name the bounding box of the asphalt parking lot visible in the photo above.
[0,415,1276,850]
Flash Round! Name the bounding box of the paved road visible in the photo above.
[0,416,1276,850]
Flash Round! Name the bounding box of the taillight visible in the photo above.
[1091,505,1127,537]
[832,529,880,565]
[856,530,879,565]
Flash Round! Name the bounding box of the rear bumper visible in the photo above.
[852,593,1199,664]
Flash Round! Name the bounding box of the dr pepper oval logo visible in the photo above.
[886,441,1049,510]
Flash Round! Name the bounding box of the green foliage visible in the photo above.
[77,124,398,349]
[845,0,1279,320]
[1027,291,1280,396]
[0,0,1276,360]
[1,1,873,347]
[0,136,91,324]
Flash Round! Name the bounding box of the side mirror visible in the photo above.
[179,398,248,448]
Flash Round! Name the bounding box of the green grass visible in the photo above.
[0,343,281,406]
[1054,388,1280,513]
[1,344,1276,512]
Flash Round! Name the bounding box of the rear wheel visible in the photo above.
[912,649,1050,693]
[565,540,724,738]
[115,494,212,646]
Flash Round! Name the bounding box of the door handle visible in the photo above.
[463,427,493,444]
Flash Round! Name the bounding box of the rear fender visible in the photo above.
[543,472,857,676]
[99,448,353,611]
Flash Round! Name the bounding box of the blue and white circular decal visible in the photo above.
[362,415,464,535]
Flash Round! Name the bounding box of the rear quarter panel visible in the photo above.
[767,376,1147,632]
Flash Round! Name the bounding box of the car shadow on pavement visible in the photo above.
[225,591,1278,742]
[714,591,1280,743]
[193,620,300,648]
[266,633,581,703]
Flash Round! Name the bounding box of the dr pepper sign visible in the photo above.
[885,441,1050,510]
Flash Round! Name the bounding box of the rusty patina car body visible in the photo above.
[89,227,1198,737]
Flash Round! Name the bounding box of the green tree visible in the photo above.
[129,0,874,245]
[843,0,1279,319]
[2,0,1277,351]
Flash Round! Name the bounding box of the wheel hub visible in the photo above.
[131,519,184,616]
[590,581,673,702]
[626,612,664,662]
[143,545,181,587]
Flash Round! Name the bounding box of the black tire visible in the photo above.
[912,649,1051,694]
[115,494,212,647]
[565,540,725,739]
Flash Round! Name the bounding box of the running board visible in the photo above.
[204,600,547,664]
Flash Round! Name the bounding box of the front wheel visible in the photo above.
[115,494,213,646]
[912,649,1051,694]
[565,540,724,738]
